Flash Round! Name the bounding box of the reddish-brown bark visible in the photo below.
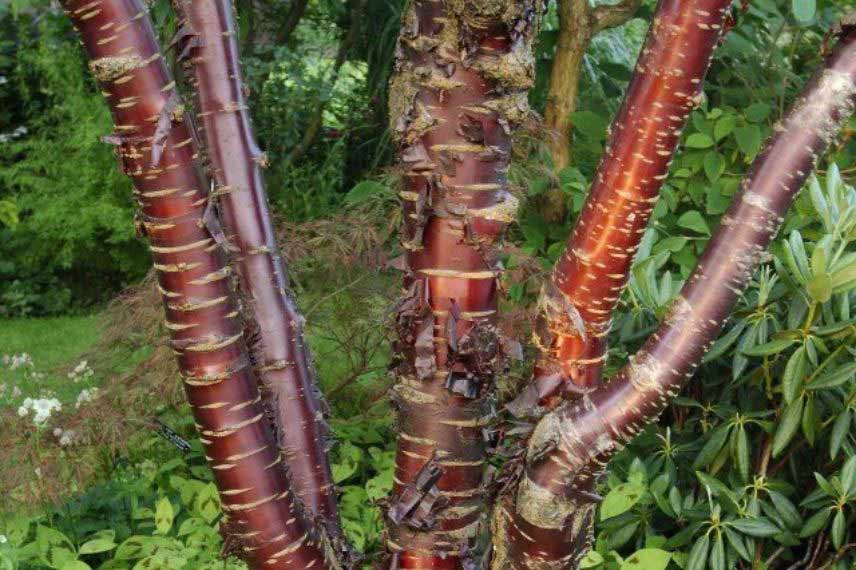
[530,0,732,403]
[493,23,856,569]
[61,0,336,567]
[169,0,340,538]
[385,1,542,567]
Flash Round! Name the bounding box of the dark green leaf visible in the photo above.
[773,398,804,457]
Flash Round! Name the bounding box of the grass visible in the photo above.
[0,314,101,406]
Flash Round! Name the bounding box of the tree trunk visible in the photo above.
[385,1,543,567]
[528,0,732,406]
[169,0,343,544]
[61,0,339,567]
[540,0,640,223]
[493,21,856,569]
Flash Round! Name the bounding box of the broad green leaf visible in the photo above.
[736,426,750,481]
[792,0,816,22]
[728,517,781,537]
[724,527,751,561]
[677,211,710,235]
[620,549,671,570]
[841,455,856,494]
[830,410,852,459]
[742,338,796,356]
[831,509,845,549]
[79,538,116,555]
[154,497,174,535]
[807,273,833,303]
[710,533,725,570]
[704,152,725,182]
[686,133,715,149]
[693,425,731,469]
[773,397,804,456]
[744,103,772,123]
[687,533,710,570]
[807,362,856,390]
[714,115,736,141]
[735,125,762,158]
[60,563,91,570]
[580,550,604,569]
[800,508,831,537]
[768,491,802,529]
[782,346,806,404]
[600,479,646,520]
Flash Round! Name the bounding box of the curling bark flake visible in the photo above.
[531,0,732,402]
[492,23,856,570]
[386,0,542,566]
[168,0,341,540]
[62,0,337,567]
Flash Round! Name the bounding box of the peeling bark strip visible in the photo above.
[533,0,732,397]
[493,24,856,570]
[168,0,340,538]
[61,1,336,567]
[387,1,542,567]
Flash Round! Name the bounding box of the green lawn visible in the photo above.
[0,315,101,407]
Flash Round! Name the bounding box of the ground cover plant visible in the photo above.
[1,0,856,568]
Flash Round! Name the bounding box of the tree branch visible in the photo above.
[526,0,732,405]
[591,0,642,35]
[170,0,346,547]
[494,21,856,568]
[61,0,338,566]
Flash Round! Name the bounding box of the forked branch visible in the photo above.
[494,21,856,570]
[62,0,338,567]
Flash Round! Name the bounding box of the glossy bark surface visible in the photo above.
[62,0,335,567]
[494,26,856,569]
[533,0,731,399]
[386,1,542,567]
[170,0,340,536]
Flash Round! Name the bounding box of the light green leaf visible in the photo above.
[600,479,647,520]
[154,497,174,535]
[686,133,715,149]
[620,549,671,570]
[78,538,116,555]
[807,273,833,303]
[580,550,604,569]
[792,0,816,22]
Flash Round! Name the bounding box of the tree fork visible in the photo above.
[168,0,342,541]
[529,0,732,405]
[493,20,856,569]
[385,0,543,567]
[62,0,338,567]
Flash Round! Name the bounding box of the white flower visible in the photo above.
[75,387,99,409]
[53,427,63,437]
[59,431,75,446]
[0,534,7,544]
[12,386,21,398]
[17,397,61,425]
